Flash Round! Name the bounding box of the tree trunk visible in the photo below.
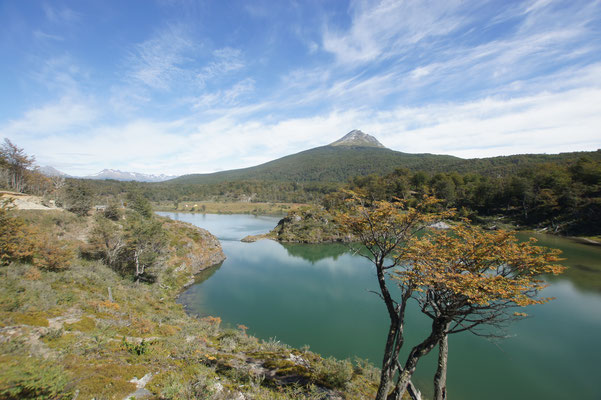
[134,250,140,280]
[374,257,412,400]
[375,323,398,400]
[433,333,449,400]
[395,318,447,399]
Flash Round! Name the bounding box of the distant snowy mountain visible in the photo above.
[39,166,70,177]
[84,169,178,182]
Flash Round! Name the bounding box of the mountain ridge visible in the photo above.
[170,134,460,184]
[84,169,178,182]
[169,129,601,185]
[40,167,178,182]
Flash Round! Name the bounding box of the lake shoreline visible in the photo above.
[173,212,601,400]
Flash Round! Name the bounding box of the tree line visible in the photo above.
[335,157,601,236]
[4,137,599,236]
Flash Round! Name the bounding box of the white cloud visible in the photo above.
[4,81,600,177]
[1,96,98,137]
[192,78,256,109]
[3,0,601,178]
[374,88,601,158]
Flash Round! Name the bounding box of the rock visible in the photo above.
[124,373,153,399]
[429,222,451,230]
[241,234,270,242]
[288,352,310,368]
[161,219,226,275]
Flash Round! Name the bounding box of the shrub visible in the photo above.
[0,200,36,266]
[313,356,353,389]
[122,337,151,355]
[33,236,73,271]
[103,201,122,221]
[63,181,93,216]
[0,355,73,399]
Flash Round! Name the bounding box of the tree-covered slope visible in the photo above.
[170,144,601,186]
[169,145,461,184]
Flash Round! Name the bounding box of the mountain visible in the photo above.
[169,130,460,184]
[39,166,70,177]
[84,169,178,182]
[169,130,601,186]
[330,129,386,148]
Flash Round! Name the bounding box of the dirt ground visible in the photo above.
[0,191,62,211]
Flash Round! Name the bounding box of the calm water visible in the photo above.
[159,212,601,400]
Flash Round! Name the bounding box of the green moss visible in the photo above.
[12,312,49,327]
[64,316,96,332]
[43,332,79,350]
[65,358,146,399]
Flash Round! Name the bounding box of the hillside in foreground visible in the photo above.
[0,204,379,399]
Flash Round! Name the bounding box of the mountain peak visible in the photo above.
[329,130,386,148]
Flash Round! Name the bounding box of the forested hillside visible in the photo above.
[170,146,461,184]
[336,155,601,236]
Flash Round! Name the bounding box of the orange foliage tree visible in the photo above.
[338,194,564,400]
[0,199,72,270]
[396,224,564,400]
[0,199,36,265]
[337,193,453,400]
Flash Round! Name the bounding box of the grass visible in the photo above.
[0,209,380,399]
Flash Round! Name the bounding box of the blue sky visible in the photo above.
[1,0,600,176]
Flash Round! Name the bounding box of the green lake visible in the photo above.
[159,212,601,400]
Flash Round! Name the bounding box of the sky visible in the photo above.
[1,0,600,176]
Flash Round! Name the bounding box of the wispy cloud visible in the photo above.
[2,0,600,176]
[192,78,256,109]
[322,0,465,64]
[42,3,81,24]
[128,24,196,91]
[30,55,89,95]
[33,30,64,42]
[196,47,245,88]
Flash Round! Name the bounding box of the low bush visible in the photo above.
[313,356,354,389]
[0,355,73,399]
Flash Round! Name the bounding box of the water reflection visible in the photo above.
[280,242,349,263]
[517,232,601,293]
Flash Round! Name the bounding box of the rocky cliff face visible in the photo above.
[162,219,226,275]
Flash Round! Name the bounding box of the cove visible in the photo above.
[159,212,601,400]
